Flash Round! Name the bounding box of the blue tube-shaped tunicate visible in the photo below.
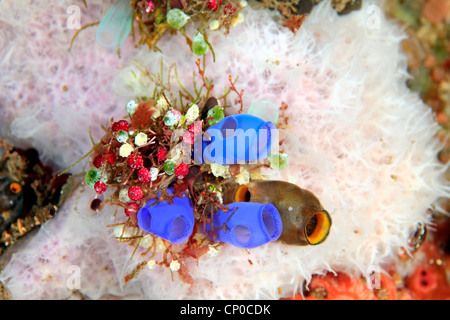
[96,0,133,49]
[204,202,282,249]
[137,188,195,244]
[202,114,277,165]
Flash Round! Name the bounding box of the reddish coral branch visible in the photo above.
[283,14,307,34]
[228,75,244,113]
[195,58,214,92]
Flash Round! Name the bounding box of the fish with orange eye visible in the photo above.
[0,177,24,234]
[222,180,332,246]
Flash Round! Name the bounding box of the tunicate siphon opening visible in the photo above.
[233,225,251,244]
[234,185,251,202]
[220,117,237,139]
[305,211,332,245]
[140,209,151,230]
[169,216,187,241]
[305,215,317,237]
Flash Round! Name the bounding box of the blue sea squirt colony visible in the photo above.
[66,0,333,283]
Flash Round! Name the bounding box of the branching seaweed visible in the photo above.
[68,21,100,51]
[72,1,246,55]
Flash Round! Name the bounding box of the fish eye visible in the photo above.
[9,182,22,194]
[305,210,332,245]
[234,185,251,202]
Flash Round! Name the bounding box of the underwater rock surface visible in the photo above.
[0,1,448,299]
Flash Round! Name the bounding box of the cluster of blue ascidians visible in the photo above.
[83,92,332,251]
[84,0,334,252]
[134,113,332,249]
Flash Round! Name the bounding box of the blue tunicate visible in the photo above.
[137,188,195,244]
[203,202,282,249]
[202,114,278,165]
[96,0,134,49]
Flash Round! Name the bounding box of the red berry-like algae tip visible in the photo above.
[94,153,116,168]
[112,120,129,132]
[128,153,144,170]
[208,0,219,11]
[188,122,202,136]
[128,185,144,201]
[138,167,151,183]
[124,202,140,216]
[93,155,103,168]
[157,148,168,162]
[94,181,107,194]
[104,152,116,164]
[175,162,189,179]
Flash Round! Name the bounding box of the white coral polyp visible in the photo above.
[0,1,449,300]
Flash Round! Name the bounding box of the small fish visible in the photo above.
[223,180,332,246]
[0,177,24,234]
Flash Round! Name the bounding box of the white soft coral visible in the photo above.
[0,0,132,170]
